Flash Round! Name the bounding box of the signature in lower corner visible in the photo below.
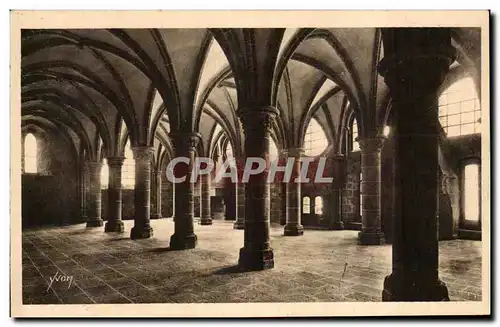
[46,271,73,292]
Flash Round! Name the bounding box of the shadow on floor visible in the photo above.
[107,237,130,242]
[68,229,94,235]
[213,265,248,275]
[146,247,177,253]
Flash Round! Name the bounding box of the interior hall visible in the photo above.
[20,28,483,304]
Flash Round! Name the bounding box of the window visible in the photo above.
[269,138,278,162]
[224,141,236,168]
[225,142,233,159]
[383,125,390,137]
[352,119,360,151]
[211,124,223,151]
[463,163,480,222]
[314,196,323,215]
[439,77,481,137]
[24,133,37,173]
[302,196,311,214]
[122,140,135,189]
[101,158,109,189]
[304,118,328,156]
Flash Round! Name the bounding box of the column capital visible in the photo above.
[169,132,201,152]
[85,160,102,172]
[131,146,154,162]
[358,136,386,153]
[286,147,305,157]
[237,106,279,134]
[106,156,125,168]
[378,29,456,100]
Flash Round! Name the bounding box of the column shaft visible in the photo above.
[130,147,154,239]
[330,155,345,229]
[156,172,162,218]
[151,172,163,219]
[358,137,385,245]
[238,107,278,271]
[200,173,212,225]
[284,148,304,236]
[378,28,455,301]
[169,133,200,249]
[233,181,245,229]
[80,161,88,223]
[86,161,103,227]
[105,157,125,233]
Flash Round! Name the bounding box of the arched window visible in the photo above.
[438,77,481,137]
[24,133,37,173]
[101,158,109,189]
[269,138,278,162]
[211,124,223,151]
[224,141,236,168]
[302,196,311,214]
[122,140,135,189]
[225,141,233,159]
[383,125,390,137]
[352,119,360,151]
[304,118,328,156]
[463,163,480,222]
[314,196,323,215]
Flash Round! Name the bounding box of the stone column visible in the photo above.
[284,147,304,236]
[151,171,162,219]
[378,28,455,301]
[169,133,201,249]
[104,157,125,233]
[149,169,157,219]
[171,182,176,218]
[80,161,88,223]
[330,154,345,230]
[238,107,278,270]
[357,137,385,245]
[86,161,104,227]
[130,147,154,240]
[200,173,212,225]
[233,181,245,229]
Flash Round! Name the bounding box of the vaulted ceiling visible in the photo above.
[21,28,481,168]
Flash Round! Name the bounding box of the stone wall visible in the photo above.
[22,129,79,228]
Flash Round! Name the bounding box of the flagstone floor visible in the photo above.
[21,219,482,304]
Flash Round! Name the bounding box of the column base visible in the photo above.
[169,232,197,250]
[86,219,104,228]
[130,226,153,240]
[284,224,304,236]
[358,231,386,245]
[233,219,245,230]
[199,217,213,225]
[104,220,124,233]
[80,214,88,224]
[382,273,450,301]
[150,214,162,220]
[211,212,225,220]
[238,247,274,271]
[329,221,344,230]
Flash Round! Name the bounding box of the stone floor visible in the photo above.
[21,219,482,304]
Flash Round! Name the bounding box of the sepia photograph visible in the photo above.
[10,10,490,317]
